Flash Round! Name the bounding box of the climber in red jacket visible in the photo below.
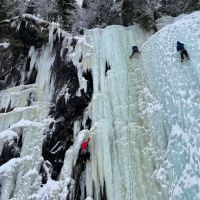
[81,137,91,163]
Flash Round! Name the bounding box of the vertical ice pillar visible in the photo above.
[74,25,165,200]
[6,123,44,200]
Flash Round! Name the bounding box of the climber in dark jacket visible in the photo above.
[81,137,91,163]
[177,41,189,62]
[129,46,141,59]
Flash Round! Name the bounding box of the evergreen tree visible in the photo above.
[26,0,36,15]
[35,0,58,21]
[80,0,113,28]
[2,0,57,21]
[3,0,28,18]
[0,0,7,21]
[121,0,162,30]
[160,0,200,16]
[57,0,77,30]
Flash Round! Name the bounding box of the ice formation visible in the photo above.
[0,43,10,49]
[72,12,200,200]
[1,11,200,200]
[0,19,57,200]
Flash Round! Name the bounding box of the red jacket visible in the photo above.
[81,138,90,151]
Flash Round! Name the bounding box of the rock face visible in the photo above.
[0,15,49,90]
[42,38,93,182]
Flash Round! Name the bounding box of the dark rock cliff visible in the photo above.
[0,15,49,90]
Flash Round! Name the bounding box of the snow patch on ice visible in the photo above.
[0,130,17,139]
[0,42,10,49]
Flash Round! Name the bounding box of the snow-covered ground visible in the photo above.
[1,11,200,200]
[76,0,83,7]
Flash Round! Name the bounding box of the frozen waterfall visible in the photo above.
[0,21,57,200]
[72,12,200,200]
[0,11,200,200]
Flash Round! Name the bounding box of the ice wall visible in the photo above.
[72,12,200,200]
[139,12,200,200]
[73,25,163,200]
[0,20,58,200]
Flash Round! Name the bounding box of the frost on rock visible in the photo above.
[0,43,10,49]
[0,130,17,156]
[85,197,94,200]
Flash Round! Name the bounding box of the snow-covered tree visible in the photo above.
[35,0,58,21]
[26,0,36,15]
[57,0,78,30]
[2,0,57,21]
[3,0,28,17]
[0,0,7,21]
[160,0,200,16]
[78,0,113,28]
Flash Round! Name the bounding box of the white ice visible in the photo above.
[0,43,10,49]
[0,18,58,200]
[71,12,200,200]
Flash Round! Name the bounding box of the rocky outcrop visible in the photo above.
[42,35,93,182]
[0,15,49,90]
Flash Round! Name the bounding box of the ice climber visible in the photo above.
[81,137,91,163]
[129,46,141,59]
[177,41,190,62]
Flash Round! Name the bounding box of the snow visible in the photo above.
[0,102,50,132]
[22,14,47,24]
[0,119,51,200]
[0,157,28,200]
[0,130,17,140]
[0,130,17,156]
[11,124,44,199]
[156,14,188,30]
[10,119,41,128]
[156,16,174,30]
[85,197,94,200]
[0,42,10,49]
[30,177,70,200]
[76,0,83,7]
